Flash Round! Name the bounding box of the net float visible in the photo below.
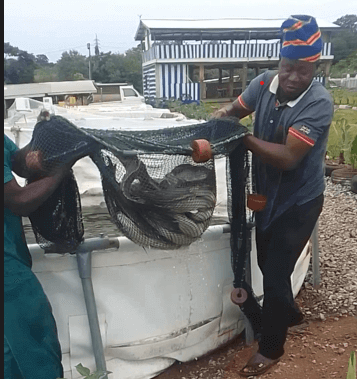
[247,193,267,212]
[231,287,248,306]
[191,139,212,163]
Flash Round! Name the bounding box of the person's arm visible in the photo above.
[211,97,253,120]
[243,132,312,171]
[4,166,71,217]
[11,143,34,179]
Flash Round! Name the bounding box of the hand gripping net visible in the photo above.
[26,114,249,252]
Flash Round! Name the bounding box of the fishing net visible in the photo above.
[25,113,250,252]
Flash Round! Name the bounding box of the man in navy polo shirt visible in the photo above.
[213,15,334,376]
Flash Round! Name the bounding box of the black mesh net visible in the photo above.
[25,114,249,252]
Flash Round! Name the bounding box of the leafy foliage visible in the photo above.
[56,50,88,81]
[331,15,357,63]
[330,50,357,78]
[34,65,59,83]
[350,135,357,169]
[91,46,142,91]
[327,114,357,164]
[346,351,356,379]
[329,88,357,107]
[334,15,357,32]
[57,363,112,379]
[4,42,38,84]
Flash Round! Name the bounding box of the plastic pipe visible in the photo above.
[28,236,120,255]
[28,237,119,377]
[76,250,108,377]
[75,237,118,377]
[75,237,119,377]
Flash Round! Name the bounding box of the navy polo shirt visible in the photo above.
[238,70,334,231]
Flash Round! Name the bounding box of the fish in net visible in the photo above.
[25,113,250,252]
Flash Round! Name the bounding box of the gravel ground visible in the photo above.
[298,176,357,321]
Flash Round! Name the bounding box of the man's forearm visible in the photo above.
[243,135,295,171]
[4,170,69,217]
[212,98,252,120]
[225,99,241,117]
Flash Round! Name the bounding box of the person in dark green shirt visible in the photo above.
[4,134,75,379]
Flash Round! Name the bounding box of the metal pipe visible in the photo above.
[76,250,108,377]
[28,236,119,377]
[311,220,320,288]
[28,236,120,255]
[75,236,119,377]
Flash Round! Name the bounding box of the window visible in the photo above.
[123,88,138,97]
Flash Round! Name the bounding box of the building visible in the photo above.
[135,18,340,102]
[4,80,97,109]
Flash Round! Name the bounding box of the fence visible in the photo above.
[143,42,332,63]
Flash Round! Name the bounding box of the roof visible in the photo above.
[135,18,340,41]
[4,80,97,100]
[95,83,128,87]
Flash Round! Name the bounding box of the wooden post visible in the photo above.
[324,61,332,77]
[242,63,248,92]
[219,68,222,84]
[228,68,234,98]
[155,64,161,98]
[199,64,206,100]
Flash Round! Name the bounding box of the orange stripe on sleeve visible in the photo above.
[237,95,251,111]
[289,127,315,146]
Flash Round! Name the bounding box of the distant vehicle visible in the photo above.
[92,83,145,104]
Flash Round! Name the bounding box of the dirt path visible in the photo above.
[155,315,357,379]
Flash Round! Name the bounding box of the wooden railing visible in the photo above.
[143,42,332,63]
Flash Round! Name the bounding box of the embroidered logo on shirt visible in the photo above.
[300,126,311,135]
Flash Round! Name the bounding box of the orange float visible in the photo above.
[191,139,212,163]
[231,287,248,306]
[247,193,267,212]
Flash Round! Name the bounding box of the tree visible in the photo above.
[91,46,143,91]
[332,15,357,62]
[334,14,357,32]
[35,54,50,66]
[122,46,143,91]
[34,66,59,82]
[56,50,88,81]
[330,50,357,78]
[4,43,37,84]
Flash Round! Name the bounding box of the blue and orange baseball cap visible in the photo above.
[280,15,322,63]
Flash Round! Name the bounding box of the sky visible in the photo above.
[4,0,356,63]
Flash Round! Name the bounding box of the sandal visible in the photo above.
[239,352,280,377]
